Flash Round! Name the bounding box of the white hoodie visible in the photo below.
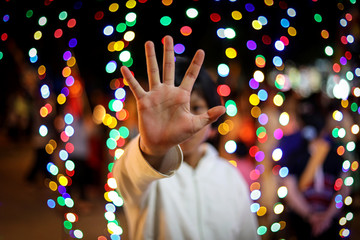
[113,135,259,240]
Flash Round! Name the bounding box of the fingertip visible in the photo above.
[120,66,135,81]
[120,65,127,71]
[197,49,205,56]
[120,65,126,74]
[208,106,226,122]
[145,40,154,48]
[192,49,205,65]
[164,35,173,42]
[120,65,129,75]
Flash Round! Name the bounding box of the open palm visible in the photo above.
[120,36,225,158]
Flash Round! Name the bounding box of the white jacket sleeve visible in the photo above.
[112,135,182,205]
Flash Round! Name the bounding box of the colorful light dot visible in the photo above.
[186,8,198,18]
[252,20,262,30]
[174,43,185,54]
[180,26,192,36]
[225,48,237,59]
[245,3,255,12]
[280,18,290,28]
[38,16,47,26]
[59,11,68,20]
[210,13,221,22]
[104,25,114,36]
[246,40,257,50]
[217,63,230,77]
[160,16,172,26]
[232,11,242,20]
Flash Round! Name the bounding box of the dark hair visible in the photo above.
[174,56,223,128]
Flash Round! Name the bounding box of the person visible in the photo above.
[112,36,259,240]
[278,93,350,240]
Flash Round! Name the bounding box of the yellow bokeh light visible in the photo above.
[93,105,106,124]
[162,0,173,6]
[34,30,42,40]
[38,65,46,75]
[45,143,54,154]
[273,203,284,214]
[126,0,137,9]
[228,160,237,167]
[231,11,242,20]
[279,221,286,230]
[103,113,112,126]
[225,48,237,59]
[124,31,135,42]
[250,182,260,191]
[341,99,349,108]
[49,139,57,149]
[62,66,71,78]
[58,175,68,186]
[108,116,118,129]
[249,94,260,106]
[264,0,274,6]
[49,181,58,191]
[109,3,119,12]
[257,206,267,216]
[67,57,76,67]
[224,120,234,131]
[104,192,111,202]
[252,20,262,30]
[218,122,230,135]
[352,161,359,171]
[321,29,329,39]
[251,106,261,118]
[57,93,66,105]
[40,106,48,117]
[288,26,297,36]
[273,94,284,107]
[114,41,125,51]
[108,41,115,52]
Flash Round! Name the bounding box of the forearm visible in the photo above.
[284,175,312,219]
[326,173,352,219]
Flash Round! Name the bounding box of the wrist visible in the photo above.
[139,137,169,171]
[139,138,168,158]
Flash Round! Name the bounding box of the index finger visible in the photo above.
[120,66,146,99]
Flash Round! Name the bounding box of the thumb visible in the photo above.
[196,106,225,130]
[207,106,226,123]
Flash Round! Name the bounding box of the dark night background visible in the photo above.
[0,0,359,239]
[1,0,358,110]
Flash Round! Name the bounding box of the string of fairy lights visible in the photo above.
[1,0,359,239]
[30,5,86,239]
[311,0,359,238]
[243,1,298,237]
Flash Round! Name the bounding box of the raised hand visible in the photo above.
[120,36,225,163]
